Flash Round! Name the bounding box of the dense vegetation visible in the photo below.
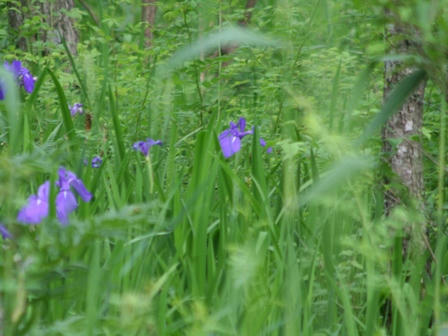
[1,0,448,335]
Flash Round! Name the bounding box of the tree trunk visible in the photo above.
[41,0,79,55]
[142,0,157,49]
[382,23,426,216]
[7,0,28,50]
[238,0,258,26]
[380,21,427,333]
[220,0,258,56]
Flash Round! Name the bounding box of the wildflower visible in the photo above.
[91,156,102,168]
[69,103,83,116]
[17,168,92,225]
[56,167,92,225]
[218,117,254,158]
[259,137,273,154]
[17,181,50,224]
[0,223,12,239]
[133,138,162,156]
[3,60,35,93]
[0,80,4,100]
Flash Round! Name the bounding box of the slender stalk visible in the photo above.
[146,154,155,194]
[434,87,447,336]
[217,0,222,122]
[437,91,446,221]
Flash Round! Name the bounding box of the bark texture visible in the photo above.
[77,0,99,25]
[219,0,258,56]
[142,0,157,49]
[238,0,257,26]
[41,0,79,55]
[382,23,426,214]
[7,0,28,50]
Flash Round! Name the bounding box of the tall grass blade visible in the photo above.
[0,69,21,154]
[108,86,125,160]
[251,127,267,202]
[26,67,48,108]
[47,69,76,145]
[61,37,91,105]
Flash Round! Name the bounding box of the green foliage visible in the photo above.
[0,0,448,335]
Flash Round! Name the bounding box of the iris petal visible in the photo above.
[0,224,12,239]
[56,190,78,225]
[17,181,50,224]
[4,61,21,77]
[56,167,71,190]
[219,129,241,158]
[22,72,35,93]
[11,60,22,76]
[219,118,256,158]
[57,167,92,202]
[37,181,50,200]
[91,156,102,168]
[4,60,35,93]
[18,168,91,226]
[71,178,93,202]
[17,195,49,224]
[133,138,162,156]
[69,103,83,116]
[238,118,246,133]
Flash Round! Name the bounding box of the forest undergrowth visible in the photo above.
[1,1,448,335]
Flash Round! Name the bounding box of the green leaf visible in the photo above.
[47,69,76,146]
[0,68,20,153]
[251,127,267,201]
[108,86,125,160]
[61,37,90,106]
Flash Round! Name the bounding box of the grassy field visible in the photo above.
[1,1,448,335]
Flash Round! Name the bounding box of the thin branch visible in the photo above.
[76,0,99,26]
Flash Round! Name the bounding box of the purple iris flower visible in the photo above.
[133,138,162,156]
[0,80,5,100]
[17,168,92,225]
[259,137,273,154]
[3,60,35,94]
[91,156,102,168]
[17,181,50,224]
[218,118,254,158]
[69,103,83,116]
[56,167,92,225]
[0,223,12,239]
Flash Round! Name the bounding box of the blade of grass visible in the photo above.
[108,86,125,161]
[0,68,20,154]
[61,37,91,106]
[47,69,77,147]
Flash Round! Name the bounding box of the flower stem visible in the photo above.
[146,154,154,194]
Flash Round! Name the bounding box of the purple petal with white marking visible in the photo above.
[56,190,78,225]
[219,129,241,158]
[17,181,50,224]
